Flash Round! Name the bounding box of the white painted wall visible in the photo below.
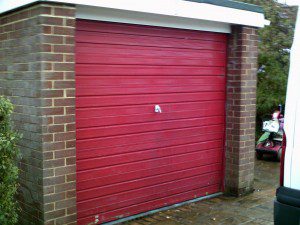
[284,8,300,189]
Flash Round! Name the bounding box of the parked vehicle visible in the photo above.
[274,8,300,225]
[255,105,284,161]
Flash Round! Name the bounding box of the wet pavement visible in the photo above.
[124,156,280,225]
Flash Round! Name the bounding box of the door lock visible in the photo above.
[155,105,162,113]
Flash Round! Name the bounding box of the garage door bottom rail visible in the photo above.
[101,192,223,225]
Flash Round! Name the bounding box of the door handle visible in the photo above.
[155,105,162,113]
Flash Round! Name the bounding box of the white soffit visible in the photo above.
[76,5,231,33]
[0,0,270,33]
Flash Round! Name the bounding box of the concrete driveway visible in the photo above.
[124,157,280,225]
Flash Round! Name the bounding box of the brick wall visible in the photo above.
[225,25,259,196]
[0,3,76,224]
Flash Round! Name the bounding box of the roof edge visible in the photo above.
[186,0,264,14]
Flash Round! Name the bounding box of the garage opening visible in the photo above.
[75,20,227,224]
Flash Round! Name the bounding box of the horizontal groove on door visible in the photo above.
[77,163,222,202]
[76,30,226,50]
[76,65,225,76]
[76,43,226,58]
[76,19,227,225]
[77,132,223,161]
[77,143,223,171]
[77,157,222,189]
[77,116,224,139]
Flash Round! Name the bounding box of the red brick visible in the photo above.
[54,115,75,124]
[66,140,75,148]
[44,159,65,169]
[41,90,64,98]
[53,63,74,71]
[54,181,76,193]
[48,125,65,133]
[43,25,52,34]
[64,54,74,62]
[65,18,75,27]
[42,107,64,116]
[55,198,76,210]
[66,123,75,131]
[54,7,75,17]
[55,165,76,176]
[53,45,74,53]
[39,16,64,26]
[53,80,75,88]
[54,149,76,159]
[54,132,75,142]
[53,26,74,35]
[43,72,64,80]
[44,209,66,221]
[54,98,75,106]
[66,89,75,97]
[66,173,76,182]
[66,106,75,114]
[30,6,52,16]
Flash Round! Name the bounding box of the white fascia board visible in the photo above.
[0,0,269,29]
[76,5,231,33]
[72,0,269,28]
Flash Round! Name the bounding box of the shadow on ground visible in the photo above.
[124,156,279,225]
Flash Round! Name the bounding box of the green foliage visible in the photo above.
[238,0,297,119]
[0,96,21,225]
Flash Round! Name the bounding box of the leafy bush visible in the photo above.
[0,96,21,225]
[237,0,297,132]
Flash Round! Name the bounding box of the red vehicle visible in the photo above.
[255,105,284,161]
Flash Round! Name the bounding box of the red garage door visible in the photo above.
[76,20,227,224]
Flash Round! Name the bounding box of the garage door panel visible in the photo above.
[76,92,225,108]
[76,20,226,224]
[78,183,220,224]
[77,116,224,140]
[76,101,225,119]
[77,109,225,128]
[76,53,226,67]
[77,155,222,190]
[77,132,223,161]
[76,43,226,59]
[77,171,221,214]
[77,156,222,191]
[77,124,224,150]
[76,65,225,76]
[80,178,221,220]
[76,76,225,86]
[76,31,226,51]
[77,143,223,184]
[77,140,223,171]
[78,163,222,203]
[77,20,227,42]
[76,84,225,96]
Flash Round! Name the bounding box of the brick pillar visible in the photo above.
[40,4,76,225]
[0,3,76,224]
[225,25,258,196]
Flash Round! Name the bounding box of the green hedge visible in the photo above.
[0,96,21,225]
